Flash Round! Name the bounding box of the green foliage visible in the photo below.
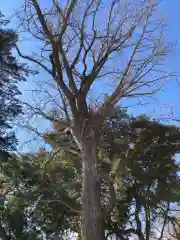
[0,109,179,239]
[0,12,28,159]
[105,117,180,239]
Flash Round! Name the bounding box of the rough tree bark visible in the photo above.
[72,116,105,239]
[81,143,104,240]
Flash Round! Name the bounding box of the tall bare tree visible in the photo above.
[15,0,173,239]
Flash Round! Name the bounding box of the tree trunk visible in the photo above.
[81,143,104,240]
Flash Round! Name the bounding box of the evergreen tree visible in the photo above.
[0,12,27,159]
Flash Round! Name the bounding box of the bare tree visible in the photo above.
[15,0,174,239]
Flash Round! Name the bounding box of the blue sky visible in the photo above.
[1,0,180,152]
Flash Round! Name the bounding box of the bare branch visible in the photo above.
[31,0,54,40]
[71,0,95,69]
[15,44,52,74]
[58,0,77,40]
[103,12,150,109]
